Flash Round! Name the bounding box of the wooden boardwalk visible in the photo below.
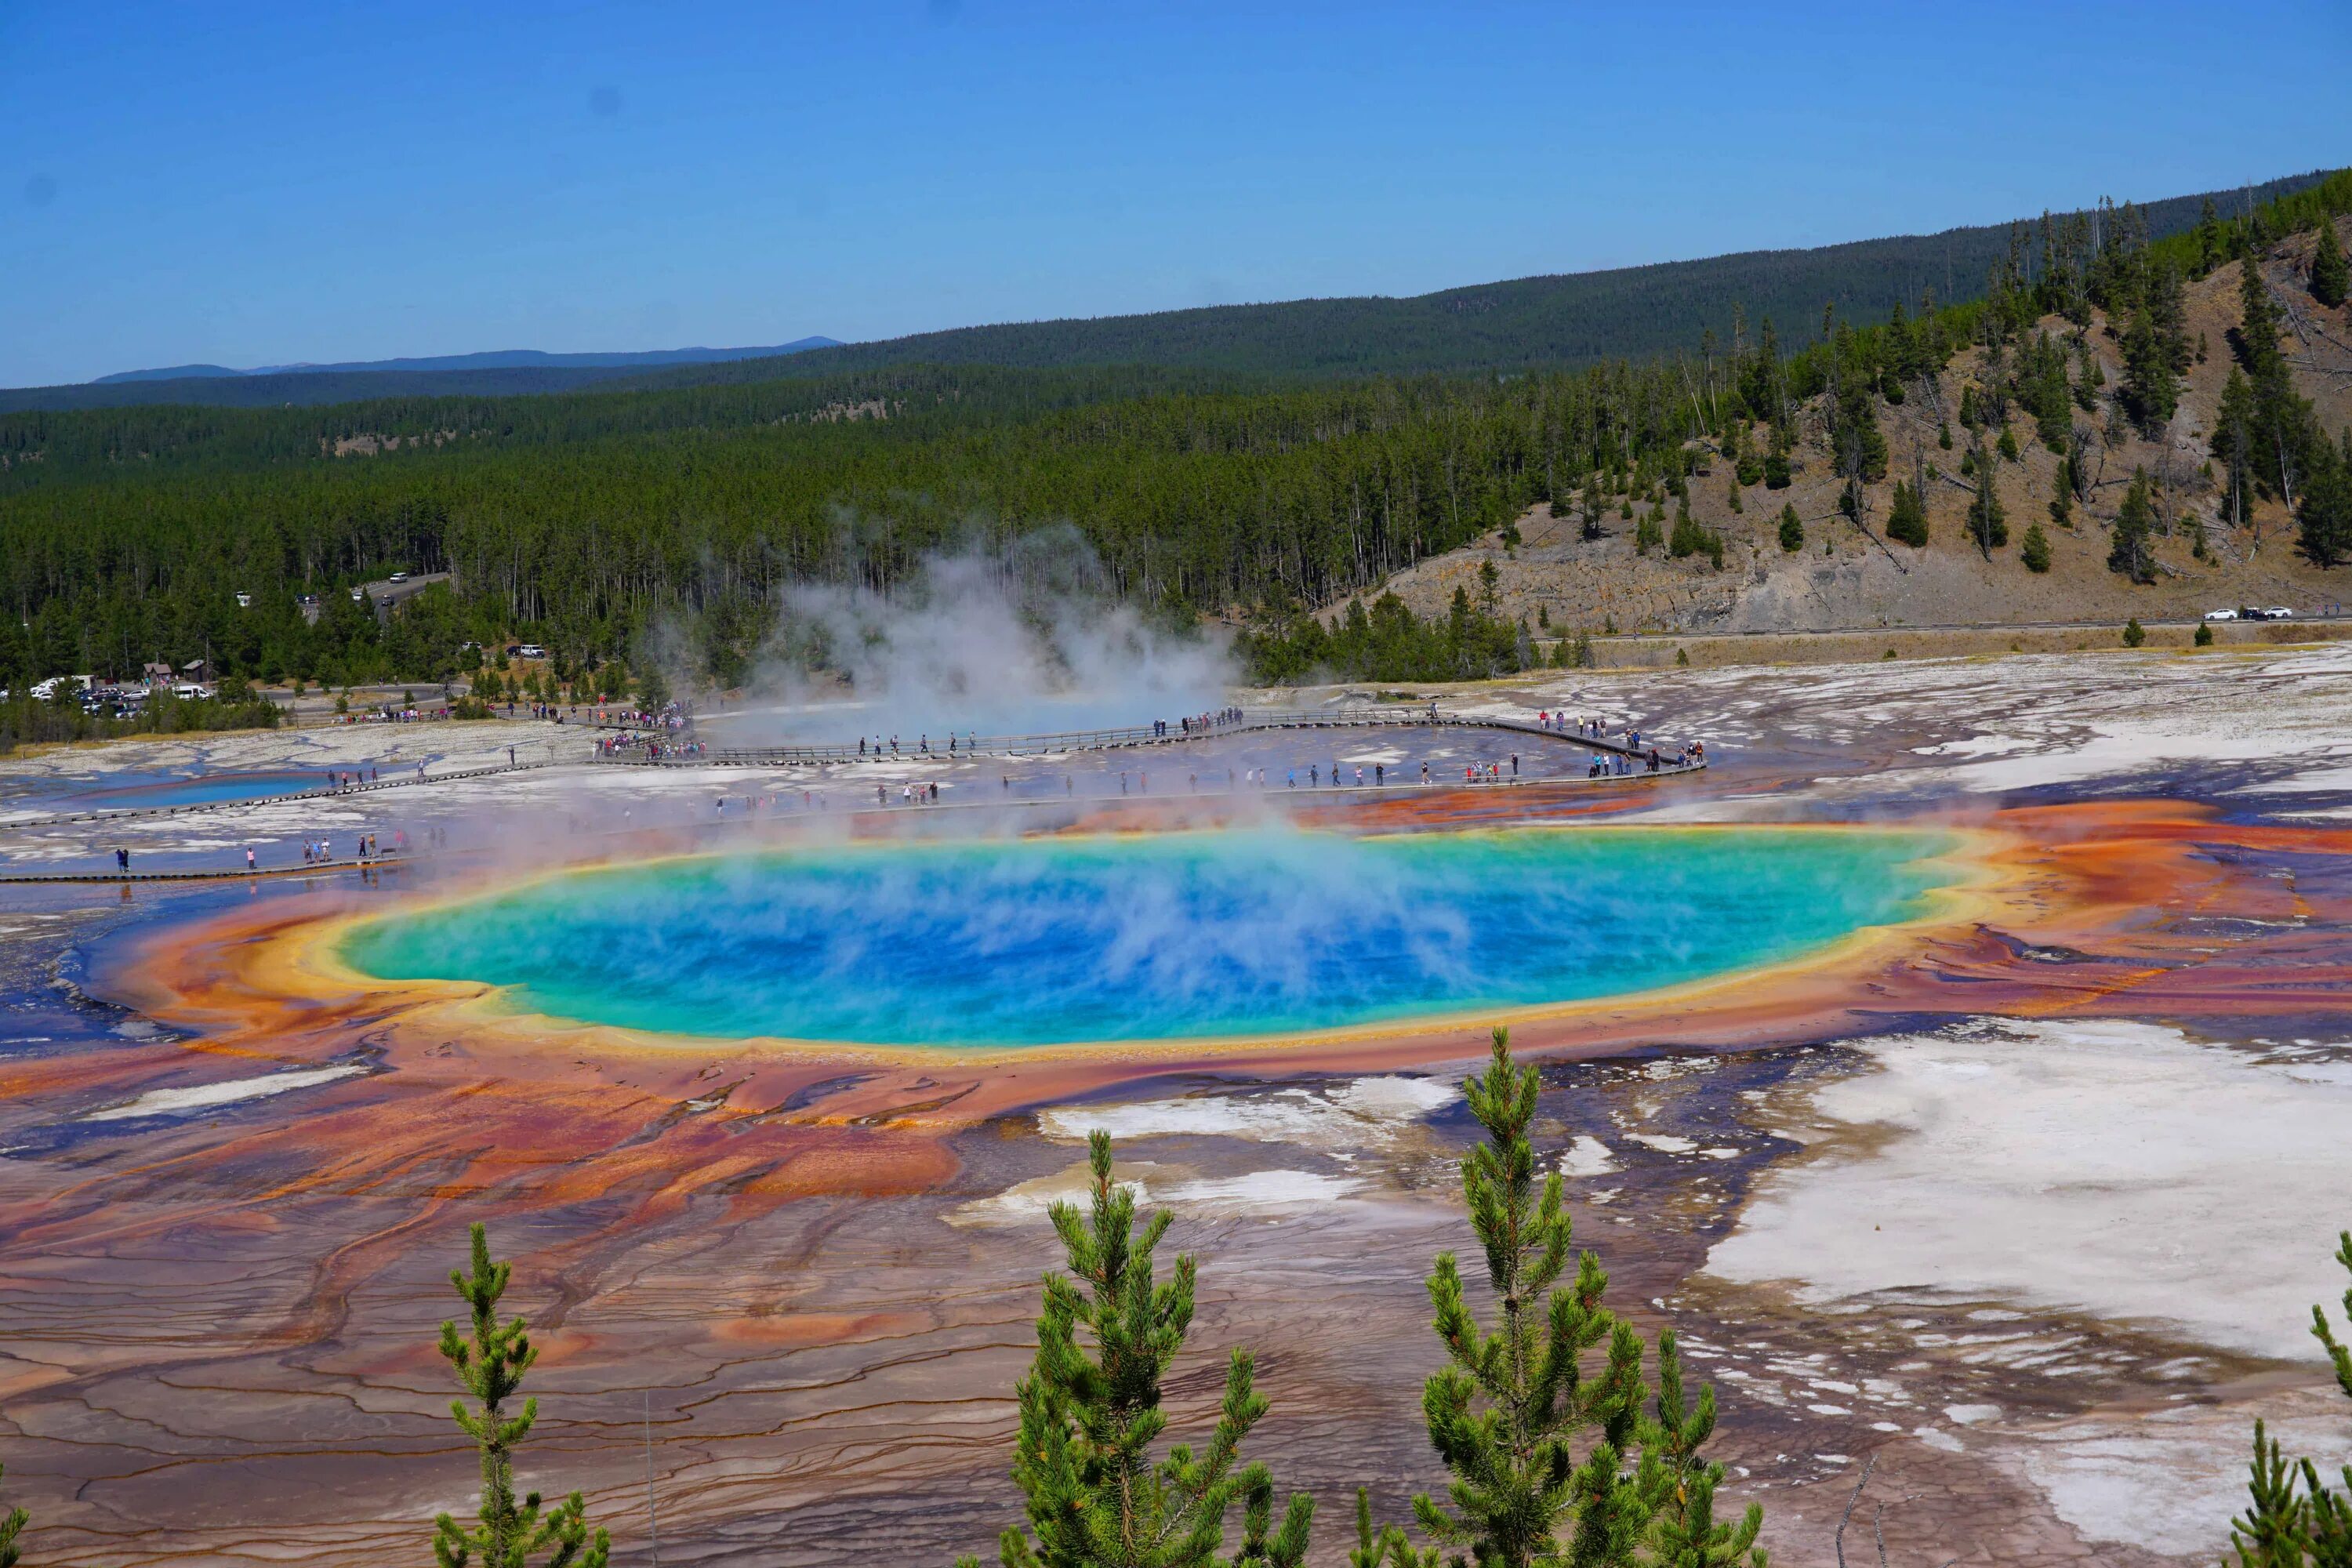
[0,708,1700,862]
[597,706,1702,772]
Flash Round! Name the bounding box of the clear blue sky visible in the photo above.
[4,0,2347,387]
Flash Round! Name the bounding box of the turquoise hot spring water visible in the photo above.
[337,826,1958,1047]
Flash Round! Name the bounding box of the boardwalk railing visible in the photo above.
[0,742,579,832]
[589,706,1702,773]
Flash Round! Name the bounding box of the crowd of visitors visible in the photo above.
[599,734,705,760]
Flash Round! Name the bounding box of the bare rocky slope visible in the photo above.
[1350,220,2352,638]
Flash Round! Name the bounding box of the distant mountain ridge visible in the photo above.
[764,172,2330,382]
[5,169,2332,413]
[93,339,842,383]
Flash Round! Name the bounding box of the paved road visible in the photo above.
[1566,611,2347,644]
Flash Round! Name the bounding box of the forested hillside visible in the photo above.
[0,340,846,414]
[3,171,2349,707]
[760,173,2332,382]
[0,361,699,415]
[3,172,2326,414]
[91,337,841,383]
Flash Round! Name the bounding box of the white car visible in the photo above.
[2202,608,2238,622]
[389,571,409,583]
[517,644,546,659]
[2262,606,2295,620]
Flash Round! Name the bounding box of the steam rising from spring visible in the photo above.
[339,827,1958,1047]
[722,528,1233,743]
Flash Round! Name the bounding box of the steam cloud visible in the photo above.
[704,527,1235,744]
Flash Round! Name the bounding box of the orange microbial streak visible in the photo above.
[41,795,2347,1273]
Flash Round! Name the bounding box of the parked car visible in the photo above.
[388,571,409,583]
[2261,606,2295,620]
[2203,608,2238,621]
[517,644,546,659]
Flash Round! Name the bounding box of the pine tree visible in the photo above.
[2196,195,2227,279]
[2121,280,2183,433]
[1351,1490,1444,1568]
[2298,433,2352,569]
[2237,259,2325,513]
[2215,368,2259,528]
[0,1459,24,1568]
[2306,1229,2352,1560]
[1642,1330,1768,1568]
[1575,488,1604,543]
[2073,344,2103,412]
[1885,481,1929,548]
[2109,468,2158,583]
[1777,504,1803,553]
[2314,219,2350,310]
[2123,618,2147,648]
[2241,257,2286,377]
[2229,1421,2307,1566]
[2226,1230,2352,1564]
[1406,1028,1747,1567]
[970,1131,1314,1568]
[432,1224,610,1568]
[1669,510,1703,560]
[2020,523,2051,573]
[1967,441,2008,558]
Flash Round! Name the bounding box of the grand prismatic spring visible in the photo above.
[335,827,1959,1047]
[6,652,2352,1568]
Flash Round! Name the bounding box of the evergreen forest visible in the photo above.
[3,170,2350,713]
